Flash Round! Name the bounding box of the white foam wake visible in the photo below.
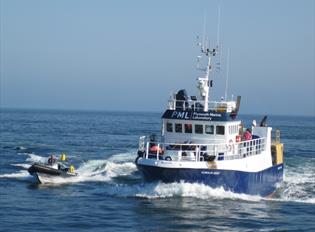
[0,170,30,179]
[2,150,315,204]
[273,160,315,204]
[25,153,47,163]
[43,160,137,184]
[11,163,31,169]
[0,153,45,179]
[134,182,262,201]
[0,151,138,185]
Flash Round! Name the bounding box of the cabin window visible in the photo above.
[175,123,182,133]
[205,125,214,134]
[195,124,203,134]
[216,125,225,135]
[166,123,173,132]
[184,124,192,133]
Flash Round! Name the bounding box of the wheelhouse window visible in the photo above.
[205,125,214,134]
[216,125,225,135]
[175,123,182,133]
[195,124,203,134]
[184,124,192,133]
[166,122,173,132]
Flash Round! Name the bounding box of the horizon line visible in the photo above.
[1,106,314,118]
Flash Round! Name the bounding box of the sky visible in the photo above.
[1,0,314,116]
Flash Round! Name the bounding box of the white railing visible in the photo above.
[138,137,266,162]
[168,99,236,113]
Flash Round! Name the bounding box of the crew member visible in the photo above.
[60,153,67,161]
[69,165,75,173]
[48,155,56,165]
[243,129,252,141]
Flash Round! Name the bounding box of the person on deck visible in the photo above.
[243,129,252,141]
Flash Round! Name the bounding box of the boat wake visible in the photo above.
[0,151,138,185]
[0,150,314,204]
[276,160,315,204]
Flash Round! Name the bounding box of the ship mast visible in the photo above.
[197,44,218,112]
[196,9,220,112]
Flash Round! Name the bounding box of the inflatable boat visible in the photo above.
[28,162,77,184]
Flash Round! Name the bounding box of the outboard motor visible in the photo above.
[175,89,189,110]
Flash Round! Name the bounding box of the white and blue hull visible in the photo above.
[136,159,283,197]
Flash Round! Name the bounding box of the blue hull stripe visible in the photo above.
[136,163,284,197]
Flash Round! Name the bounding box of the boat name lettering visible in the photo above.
[201,171,220,175]
[163,110,227,121]
[171,111,190,119]
[192,112,221,120]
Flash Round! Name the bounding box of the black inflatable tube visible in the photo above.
[28,163,62,176]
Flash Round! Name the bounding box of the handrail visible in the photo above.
[139,136,266,162]
[141,137,265,147]
[167,99,236,112]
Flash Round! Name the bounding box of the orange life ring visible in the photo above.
[236,135,241,143]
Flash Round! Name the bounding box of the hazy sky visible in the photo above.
[1,0,314,116]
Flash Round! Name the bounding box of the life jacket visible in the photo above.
[60,153,67,161]
[69,165,75,173]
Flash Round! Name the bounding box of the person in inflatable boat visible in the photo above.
[48,155,57,165]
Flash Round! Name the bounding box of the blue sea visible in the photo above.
[1,109,314,232]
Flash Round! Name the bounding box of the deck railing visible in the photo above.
[167,99,236,113]
[138,136,266,162]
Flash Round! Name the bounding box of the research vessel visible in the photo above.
[135,32,284,197]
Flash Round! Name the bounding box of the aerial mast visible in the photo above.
[224,48,230,101]
[196,7,220,112]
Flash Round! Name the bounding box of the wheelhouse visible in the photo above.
[162,118,241,144]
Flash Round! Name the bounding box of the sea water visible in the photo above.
[0,109,314,231]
